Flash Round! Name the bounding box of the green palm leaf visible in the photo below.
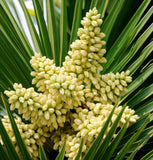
[46,0,60,65]
[55,142,65,160]
[33,0,53,59]
[69,0,83,46]
[59,0,67,66]
[39,145,48,160]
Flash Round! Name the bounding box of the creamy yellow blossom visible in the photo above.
[0,116,49,160]
[63,7,107,92]
[2,7,139,160]
[51,126,86,160]
[4,83,69,130]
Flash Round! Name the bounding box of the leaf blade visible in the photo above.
[111,23,153,73]
[90,0,99,9]
[39,145,48,160]
[128,41,153,75]
[56,142,65,160]
[101,0,125,41]
[114,115,150,160]
[121,64,153,102]
[75,139,84,160]
[46,0,60,65]
[102,121,129,160]
[0,142,10,160]
[96,0,109,18]
[0,0,34,56]
[18,0,43,54]
[33,0,53,59]
[59,0,67,66]
[127,84,153,108]
[141,149,153,160]
[102,0,151,73]
[69,0,83,47]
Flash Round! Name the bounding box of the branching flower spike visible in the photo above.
[2,7,139,160]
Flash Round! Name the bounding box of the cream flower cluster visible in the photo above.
[4,83,44,121]
[63,8,107,89]
[51,126,87,160]
[30,53,57,92]
[2,7,139,160]
[30,53,84,107]
[63,8,132,106]
[81,70,132,105]
[99,71,132,103]
[51,104,138,159]
[4,83,69,130]
[1,116,50,160]
[45,73,84,107]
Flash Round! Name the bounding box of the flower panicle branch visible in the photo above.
[1,7,139,160]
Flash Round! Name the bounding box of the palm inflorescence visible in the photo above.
[0,0,153,160]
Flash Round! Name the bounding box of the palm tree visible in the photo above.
[0,0,153,159]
